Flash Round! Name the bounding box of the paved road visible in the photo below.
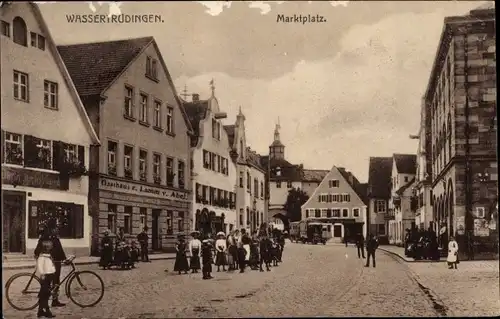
[2,243,455,318]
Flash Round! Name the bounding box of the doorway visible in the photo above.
[151,209,161,251]
[2,191,26,253]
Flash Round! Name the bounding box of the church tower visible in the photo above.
[269,118,285,160]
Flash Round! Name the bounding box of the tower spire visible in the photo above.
[210,78,215,97]
[180,84,190,100]
[274,117,281,142]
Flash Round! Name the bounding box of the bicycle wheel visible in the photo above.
[67,270,104,307]
[5,272,41,311]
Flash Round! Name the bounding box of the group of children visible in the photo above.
[173,227,285,280]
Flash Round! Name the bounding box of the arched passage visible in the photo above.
[447,178,454,237]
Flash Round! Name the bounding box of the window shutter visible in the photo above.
[28,201,39,238]
[23,135,37,167]
[52,141,63,171]
[78,145,85,166]
[74,204,84,238]
[0,129,4,163]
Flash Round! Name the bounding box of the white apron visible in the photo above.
[243,244,250,261]
[447,241,459,263]
[37,254,56,275]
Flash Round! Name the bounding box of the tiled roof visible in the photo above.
[57,37,153,97]
[338,167,368,205]
[247,148,265,171]
[393,154,417,175]
[395,177,416,196]
[224,125,236,149]
[260,156,303,181]
[367,157,393,199]
[303,169,329,182]
[182,100,209,146]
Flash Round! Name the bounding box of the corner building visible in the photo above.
[58,37,193,253]
[1,2,100,256]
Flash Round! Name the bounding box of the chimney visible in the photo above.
[192,93,199,102]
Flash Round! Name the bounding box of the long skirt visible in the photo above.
[190,248,201,270]
[99,248,113,267]
[215,251,227,266]
[174,252,190,272]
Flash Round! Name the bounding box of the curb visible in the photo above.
[379,248,446,263]
[2,256,176,271]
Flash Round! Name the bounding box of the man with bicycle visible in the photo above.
[34,219,67,308]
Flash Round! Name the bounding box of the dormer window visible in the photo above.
[275,166,281,176]
[12,17,27,46]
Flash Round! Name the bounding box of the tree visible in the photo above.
[283,188,309,227]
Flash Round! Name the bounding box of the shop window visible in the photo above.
[4,131,23,165]
[28,201,84,239]
[166,210,173,234]
[107,204,117,234]
[124,206,132,234]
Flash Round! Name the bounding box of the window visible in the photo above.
[246,172,251,190]
[4,132,23,165]
[23,136,52,170]
[30,32,45,50]
[210,153,216,171]
[63,143,78,162]
[107,141,117,176]
[212,119,217,139]
[315,209,321,218]
[276,181,281,188]
[203,150,210,169]
[107,204,117,234]
[166,107,174,134]
[378,224,385,235]
[476,207,485,218]
[166,210,173,234]
[353,208,360,218]
[124,206,133,234]
[239,172,244,188]
[139,149,148,181]
[305,210,309,218]
[153,153,161,184]
[328,180,339,188]
[178,211,185,232]
[260,181,264,198]
[342,194,351,202]
[287,181,292,188]
[146,56,158,80]
[12,17,27,46]
[28,201,84,239]
[178,160,185,189]
[139,207,147,230]
[139,93,149,123]
[43,80,58,109]
[166,157,174,187]
[239,209,244,226]
[332,209,340,218]
[221,157,228,175]
[124,86,134,118]
[376,200,386,213]
[124,145,133,178]
[13,70,29,102]
[254,178,259,196]
[216,155,221,172]
[342,209,349,218]
[404,176,409,182]
[1,20,10,37]
[326,209,332,218]
[153,100,162,128]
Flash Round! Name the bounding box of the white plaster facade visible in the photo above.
[1,2,100,256]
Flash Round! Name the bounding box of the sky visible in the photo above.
[37,1,488,182]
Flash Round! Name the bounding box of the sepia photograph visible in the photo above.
[1,1,498,318]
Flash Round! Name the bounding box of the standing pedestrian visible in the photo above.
[404,229,412,256]
[237,229,250,273]
[99,229,113,270]
[365,234,379,268]
[34,225,57,318]
[137,227,150,262]
[189,231,202,273]
[174,234,190,274]
[355,233,365,259]
[447,236,459,269]
[201,239,213,279]
[227,230,238,271]
[215,232,227,272]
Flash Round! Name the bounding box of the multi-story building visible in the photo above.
[1,2,100,256]
[260,122,328,227]
[183,89,237,236]
[301,166,368,242]
[366,157,392,242]
[424,4,497,258]
[388,154,417,245]
[411,98,434,232]
[224,108,266,234]
[58,37,193,254]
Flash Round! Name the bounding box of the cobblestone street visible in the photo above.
[4,242,474,318]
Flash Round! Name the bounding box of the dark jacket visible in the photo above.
[355,234,365,247]
[366,237,379,252]
[137,232,149,246]
[35,234,67,262]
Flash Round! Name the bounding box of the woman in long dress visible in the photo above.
[215,232,227,272]
[189,231,202,273]
[447,236,459,269]
[99,229,113,269]
[174,235,190,274]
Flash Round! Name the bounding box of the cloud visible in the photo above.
[175,9,460,181]
[197,1,232,16]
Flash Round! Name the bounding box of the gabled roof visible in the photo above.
[367,157,393,199]
[182,99,209,139]
[395,177,416,196]
[57,37,153,97]
[26,3,99,145]
[224,125,236,149]
[247,148,265,172]
[303,169,329,182]
[338,167,368,205]
[393,154,417,175]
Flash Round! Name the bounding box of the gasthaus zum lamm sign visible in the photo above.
[99,178,189,202]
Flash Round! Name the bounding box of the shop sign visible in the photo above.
[2,166,62,190]
[99,178,189,202]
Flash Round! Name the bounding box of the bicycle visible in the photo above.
[4,255,105,311]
